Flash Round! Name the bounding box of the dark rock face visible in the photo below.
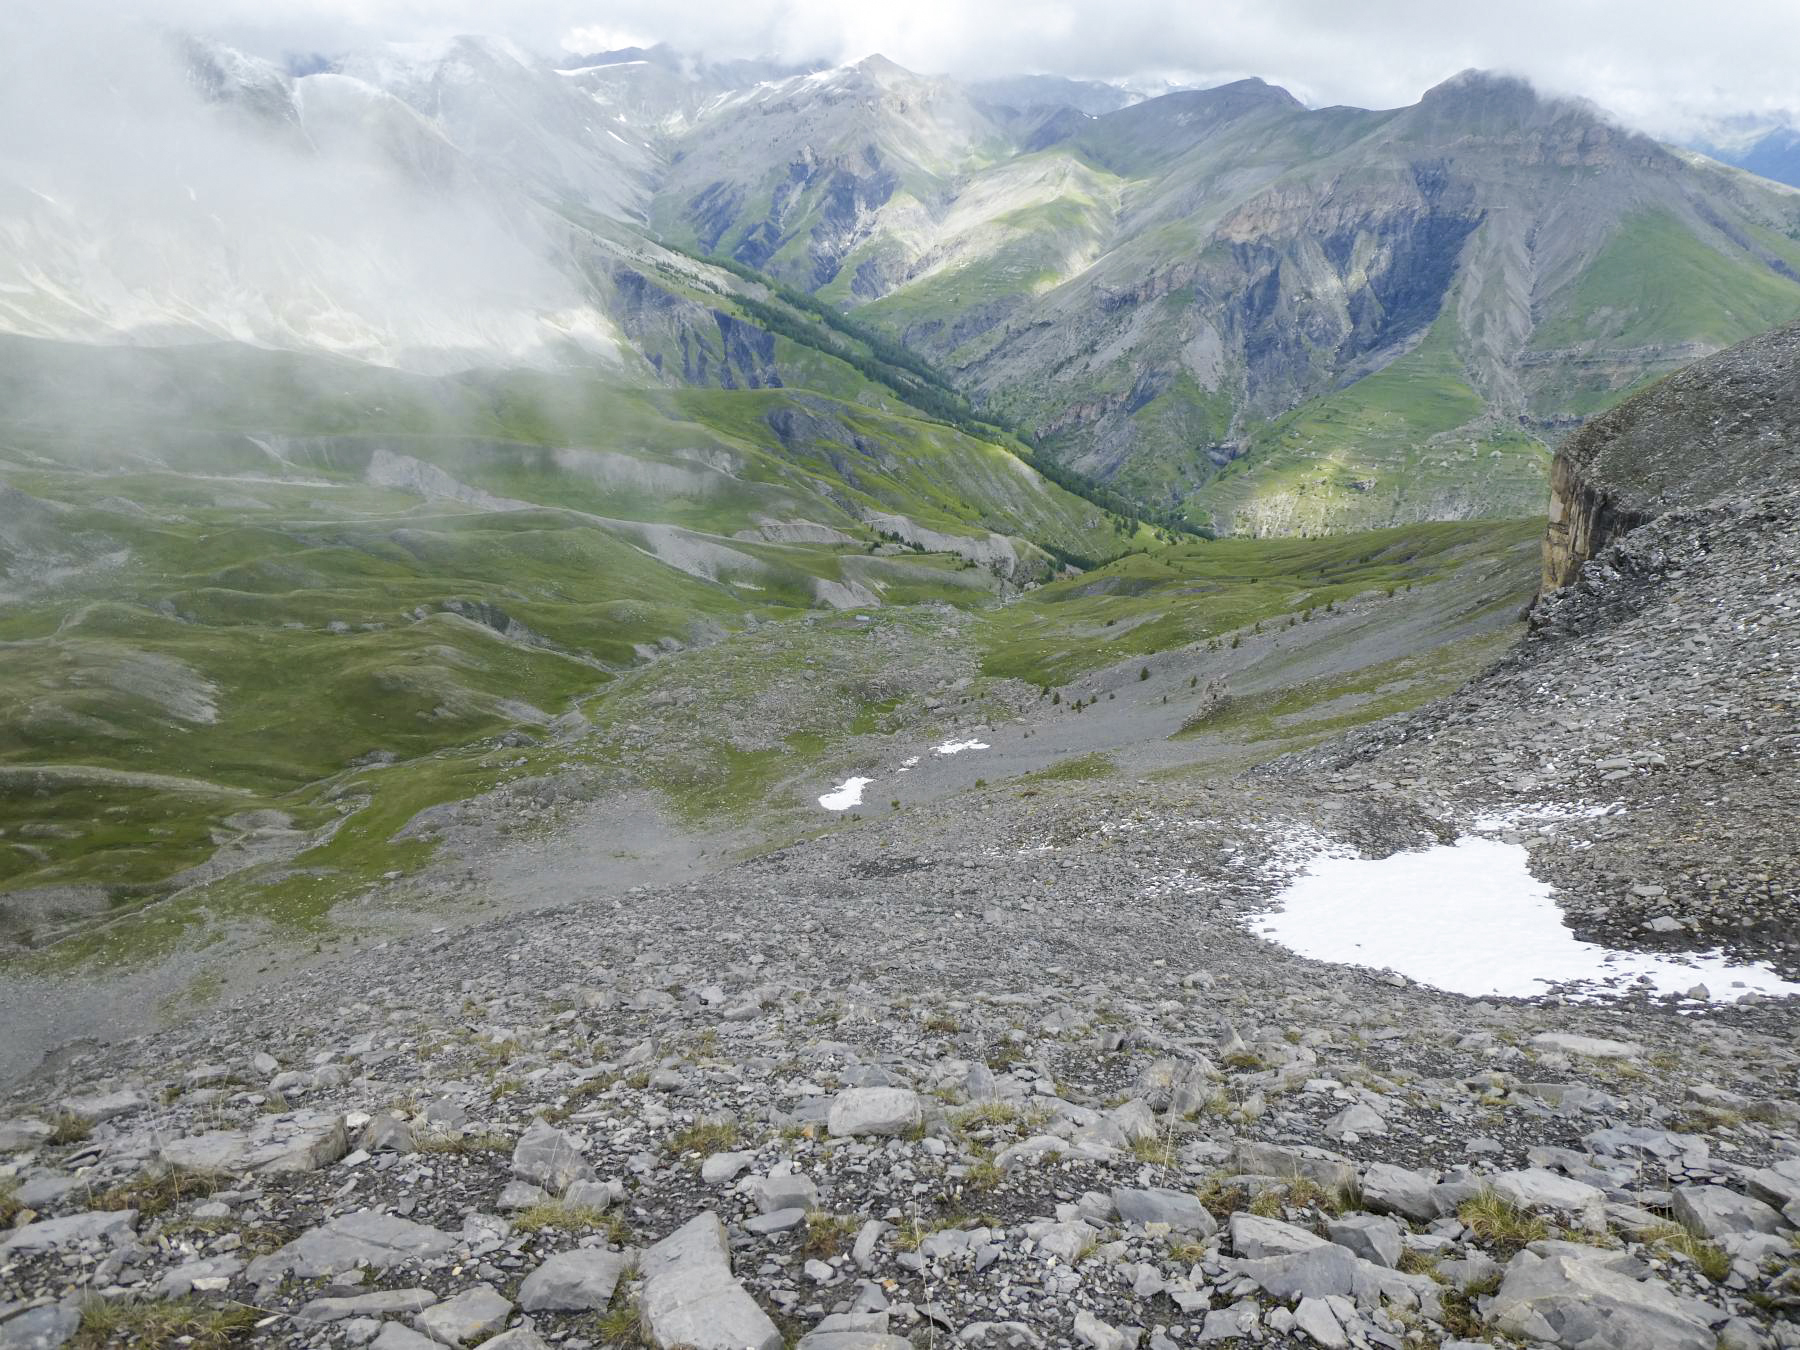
[1542,318,1800,590]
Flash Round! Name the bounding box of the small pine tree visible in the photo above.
[1139,666,1150,681]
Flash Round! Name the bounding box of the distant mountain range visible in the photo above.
[4,35,1799,535]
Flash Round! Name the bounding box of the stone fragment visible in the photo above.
[827,1088,922,1138]
[638,1212,781,1350]
[415,1283,511,1345]
[0,1304,80,1349]
[1072,1310,1130,1350]
[1112,1186,1217,1235]
[1360,1162,1437,1222]
[701,1151,753,1184]
[1671,1184,1786,1238]
[1326,1214,1402,1268]
[1,1210,137,1250]
[371,1327,442,1350]
[511,1118,594,1194]
[158,1110,348,1174]
[751,1170,819,1214]
[1229,1142,1356,1192]
[1490,1168,1605,1214]
[1229,1212,1324,1259]
[247,1209,458,1281]
[1236,1244,1359,1301]
[296,1290,439,1324]
[0,1119,52,1151]
[479,1333,549,1350]
[1292,1297,1348,1349]
[1323,1103,1386,1140]
[1489,1250,1714,1350]
[1197,1303,1259,1343]
[58,1089,146,1122]
[360,1113,417,1154]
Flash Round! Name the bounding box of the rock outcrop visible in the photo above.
[1543,317,1800,590]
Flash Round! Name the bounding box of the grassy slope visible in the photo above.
[1193,313,1548,536]
[1530,209,1800,350]
[979,518,1539,686]
[0,314,1149,955]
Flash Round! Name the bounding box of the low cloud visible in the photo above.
[38,0,1791,139]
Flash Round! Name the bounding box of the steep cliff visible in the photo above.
[1543,317,1800,589]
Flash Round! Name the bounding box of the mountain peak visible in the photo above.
[854,53,916,83]
[1417,68,1546,116]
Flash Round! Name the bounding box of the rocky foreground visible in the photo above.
[5,339,1799,1348]
[2,763,1797,1349]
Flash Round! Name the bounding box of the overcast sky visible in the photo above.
[33,0,1800,139]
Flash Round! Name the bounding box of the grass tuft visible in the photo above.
[800,1211,860,1260]
[665,1120,741,1159]
[513,1203,629,1243]
[73,1296,261,1349]
[1458,1188,1549,1255]
[47,1112,94,1146]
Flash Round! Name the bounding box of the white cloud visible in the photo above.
[8,0,1799,138]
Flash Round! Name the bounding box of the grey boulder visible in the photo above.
[1489,1249,1714,1350]
[1671,1184,1787,1238]
[511,1118,595,1194]
[1,1210,138,1251]
[826,1088,922,1138]
[247,1209,458,1281]
[1112,1186,1217,1235]
[518,1248,633,1311]
[639,1211,781,1350]
[415,1282,512,1345]
[1228,1212,1323,1259]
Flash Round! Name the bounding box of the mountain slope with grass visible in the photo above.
[647,64,1800,534]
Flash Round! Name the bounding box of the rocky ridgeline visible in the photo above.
[1542,319,1800,591]
[2,784,1798,1350]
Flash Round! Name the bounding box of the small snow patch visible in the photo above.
[934,739,990,755]
[897,756,921,773]
[1255,835,1800,1004]
[818,777,872,811]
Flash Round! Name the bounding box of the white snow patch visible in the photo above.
[1472,801,1621,833]
[934,739,990,755]
[1256,835,1800,1004]
[897,755,921,773]
[818,777,872,811]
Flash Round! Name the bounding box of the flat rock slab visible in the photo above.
[0,1120,52,1151]
[58,1089,146,1122]
[1,1210,137,1251]
[1491,1250,1715,1350]
[640,1212,781,1350]
[1113,1186,1217,1235]
[296,1289,439,1324]
[415,1282,511,1345]
[480,1332,550,1350]
[0,1303,81,1348]
[827,1088,922,1138]
[1671,1184,1787,1238]
[1229,1142,1356,1192]
[1360,1161,1438,1223]
[1230,1212,1325,1259]
[1490,1168,1605,1214]
[158,1110,347,1174]
[512,1118,595,1194]
[247,1209,459,1281]
[518,1248,633,1311]
[371,1327,441,1350]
